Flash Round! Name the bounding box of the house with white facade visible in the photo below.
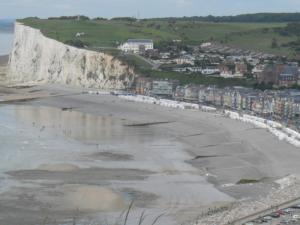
[175,55,195,66]
[118,39,154,54]
[201,66,220,75]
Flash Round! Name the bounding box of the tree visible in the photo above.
[65,39,87,48]
[271,38,278,48]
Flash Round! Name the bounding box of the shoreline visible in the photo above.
[118,94,300,148]
[1,84,300,224]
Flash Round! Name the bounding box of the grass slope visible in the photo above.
[19,18,291,56]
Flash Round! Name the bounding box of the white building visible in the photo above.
[201,67,220,75]
[75,32,85,37]
[118,39,154,53]
[220,70,235,78]
[175,55,195,65]
[200,42,212,48]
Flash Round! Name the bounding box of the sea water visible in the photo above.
[0,20,14,56]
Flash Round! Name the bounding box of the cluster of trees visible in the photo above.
[282,39,300,52]
[64,39,89,48]
[150,13,300,23]
[279,22,300,36]
[110,17,137,22]
[155,41,190,53]
[46,16,139,23]
[253,81,274,90]
[272,23,300,52]
[48,15,90,20]
[40,13,300,24]
[93,17,108,21]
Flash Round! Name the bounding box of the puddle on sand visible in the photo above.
[38,184,126,212]
[12,105,123,143]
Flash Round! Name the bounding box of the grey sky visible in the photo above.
[0,0,300,19]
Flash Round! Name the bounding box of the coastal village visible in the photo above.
[117,39,300,130]
[4,12,300,225]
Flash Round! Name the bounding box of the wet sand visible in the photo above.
[0,55,8,82]
[0,55,8,65]
[0,84,300,225]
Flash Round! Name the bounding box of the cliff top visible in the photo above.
[18,17,294,57]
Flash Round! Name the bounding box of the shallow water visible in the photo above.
[0,104,232,225]
[0,105,93,191]
[0,31,13,56]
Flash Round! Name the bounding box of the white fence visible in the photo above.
[225,110,300,148]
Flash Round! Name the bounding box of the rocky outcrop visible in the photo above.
[8,22,136,89]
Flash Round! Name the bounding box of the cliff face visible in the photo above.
[8,22,136,89]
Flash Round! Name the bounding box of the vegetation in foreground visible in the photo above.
[236,178,268,185]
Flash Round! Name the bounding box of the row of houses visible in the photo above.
[133,77,300,122]
[200,42,276,59]
[196,87,300,121]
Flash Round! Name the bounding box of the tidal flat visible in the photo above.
[0,85,300,225]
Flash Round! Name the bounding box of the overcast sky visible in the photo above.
[0,0,300,19]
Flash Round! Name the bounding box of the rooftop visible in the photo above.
[127,39,153,44]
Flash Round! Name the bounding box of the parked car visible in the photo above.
[292,214,300,220]
[291,204,300,209]
[259,218,268,223]
[263,216,272,221]
[253,218,265,223]
[276,210,286,215]
[243,222,254,225]
[270,212,280,218]
[280,219,291,224]
[283,208,295,213]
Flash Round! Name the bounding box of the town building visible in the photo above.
[184,85,200,102]
[201,66,220,75]
[175,55,195,65]
[218,64,234,78]
[135,77,153,95]
[174,86,185,101]
[199,88,209,103]
[258,64,299,87]
[151,79,178,97]
[235,62,248,77]
[252,64,265,80]
[278,65,299,87]
[118,39,154,54]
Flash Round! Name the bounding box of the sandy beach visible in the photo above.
[0,83,300,225]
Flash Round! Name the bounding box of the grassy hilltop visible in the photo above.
[19,17,294,56]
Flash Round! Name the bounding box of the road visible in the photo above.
[130,52,161,69]
[231,197,300,225]
[87,46,161,70]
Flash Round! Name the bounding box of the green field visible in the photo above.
[19,18,295,57]
[223,29,297,58]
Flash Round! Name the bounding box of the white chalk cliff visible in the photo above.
[8,22,135,89]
